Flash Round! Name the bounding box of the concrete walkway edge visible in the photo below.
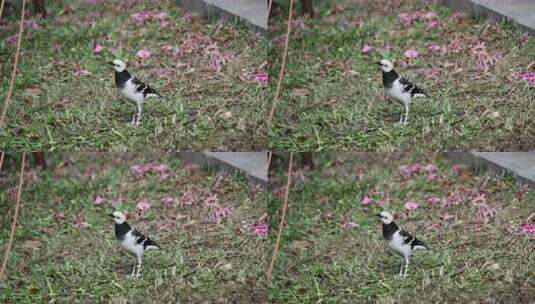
[177,152,268,188]
[445,152,535,187]
[442,0,535,35]
[176,0,267,35]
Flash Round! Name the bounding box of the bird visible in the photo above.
[377,59,428,125]
[109,211,161,278]
[376,211,429,278]
[108,59,162,126]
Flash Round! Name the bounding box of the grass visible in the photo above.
[268,0,535,150]
[0,153,267,302]
[268,153,535,303]
[0,0,266,150]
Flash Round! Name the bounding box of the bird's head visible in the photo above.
[376,211,394,224]
[108,59,126,72]
[109,211,126,224]
[377,59,394,72]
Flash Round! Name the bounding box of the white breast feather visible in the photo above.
[387,79,411,105]
[119,79,144,104]
[387,231,412,257]
[120,230,144,257]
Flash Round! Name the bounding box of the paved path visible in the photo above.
[176,0,267,35]
[446,152,535,187]
[178,152,268,187]
[443,0,535,35]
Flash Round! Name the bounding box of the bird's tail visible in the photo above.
[413,86,429,98]
[146,245,160,251]
[413,239,429,251]
[145,87,162,99]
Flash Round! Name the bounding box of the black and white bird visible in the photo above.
[109,211,161,278]
[378,59,428,125]
[376,211,429,278]
[108,59,162,126]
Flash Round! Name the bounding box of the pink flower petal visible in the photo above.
[361,43,374,54]
[427,43,442,53]
[342,221,358,228]
[427,196,441,204]
[404,49,419,59]
[520,224,535,234]
[377,199,386,206]
[519,72,535,86]
[136,49,152,59]
[422,12,437,20]
[24,19,40,30]
[160,197,174,208]
[240,71,268,86]
[248,223,269,236]
[426,173,438,182]
[404,201,419,210]
[136,200,151,210]
[160,44,173,52]
[423,164,438,173]
[93,44,104,54]
[93,195,105,205]
[361,195,372,205]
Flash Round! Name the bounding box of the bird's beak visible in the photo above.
[107,61,114,66]
[375,213,382,218]
[375,61,382,66]
[108,213,115,218]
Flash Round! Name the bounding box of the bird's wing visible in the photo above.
[400,229,428,249]
[399,77,428,97]
[132,229,160,249]
[132,77,162,98]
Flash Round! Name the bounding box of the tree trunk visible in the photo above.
[32,152,47,169]
[32,0,46,18]
[300,0,314,18]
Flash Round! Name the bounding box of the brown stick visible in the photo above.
[267,151,273,172]
[267,0,294,126]
[267,0,273,16]
[0,0,26,127]
[0,152,26,280]
[0,0,5,20]
[0,151,4,173]
[267,152,293,281]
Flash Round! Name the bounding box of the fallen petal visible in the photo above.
[136,199,151,210]
[404,49,419,59]
[404,201,419,210]
[136,49,152,59]
[93,195,105,205]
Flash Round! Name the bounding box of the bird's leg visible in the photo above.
[136,256,142,278]
[135,103,142,126]
[131,259,137,277]
[399,261,404,277]
[403,103,409,125]
[403,257,410,278]
[131,113,137,125]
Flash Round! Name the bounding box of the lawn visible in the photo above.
[0,0,267,150]
[0,153,268,302]
[268,153,535,303]
[268,0,535,151]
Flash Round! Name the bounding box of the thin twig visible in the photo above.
[267,152,293,281]
[0,152,26,280]
[0,151,4,173]
[267,0,294,126]
[267,151,273,172]
[267,0,273,16]
[0,0,26,127]
[0,0,5,20]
